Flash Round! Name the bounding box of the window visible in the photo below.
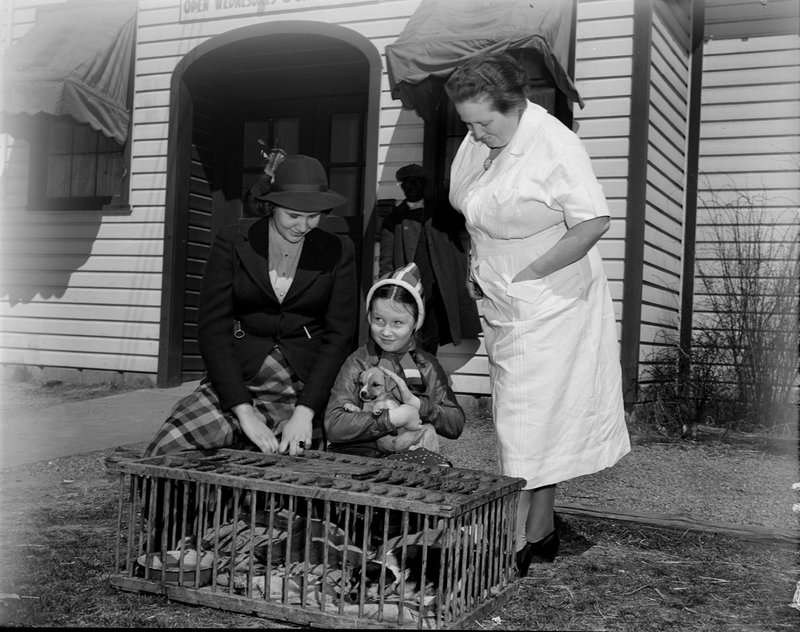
[328,112,364,217]
[28,116,126,211]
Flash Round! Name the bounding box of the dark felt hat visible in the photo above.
[395,163,429,182]
[256,155,348,212]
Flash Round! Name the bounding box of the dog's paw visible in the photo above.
[343,403,361,413]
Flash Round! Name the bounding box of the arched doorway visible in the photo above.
[157,22,381,386]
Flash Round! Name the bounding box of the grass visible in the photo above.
[1,379,798,629]
[1,444,798,630]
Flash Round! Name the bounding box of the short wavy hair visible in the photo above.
[445,52,528,115]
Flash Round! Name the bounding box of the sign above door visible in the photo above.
[180,0,374,23]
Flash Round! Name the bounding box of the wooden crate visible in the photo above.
[110,449,524,629]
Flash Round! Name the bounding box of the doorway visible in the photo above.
[157,24,381,386]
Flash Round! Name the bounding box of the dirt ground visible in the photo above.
[0,380,798,629]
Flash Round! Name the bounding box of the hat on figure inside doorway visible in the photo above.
[395,163,429,182]
[366,262,426,332]
[257,154,348,212]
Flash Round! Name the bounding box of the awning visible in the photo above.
[1,0,136,145]
[385,0,583,123]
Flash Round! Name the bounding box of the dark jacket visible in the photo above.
[379,199,481,345]
[198,217,357,415]
[324,339,465,457]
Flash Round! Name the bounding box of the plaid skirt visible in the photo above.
[145,346,309,457]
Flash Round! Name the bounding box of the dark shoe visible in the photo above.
[515,530,559,578]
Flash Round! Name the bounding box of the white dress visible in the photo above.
[449,102,630,489]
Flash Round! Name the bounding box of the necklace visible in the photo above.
[483,145,507,171]
[268,221,304,301]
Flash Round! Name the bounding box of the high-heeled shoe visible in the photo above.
[515,530,559,578]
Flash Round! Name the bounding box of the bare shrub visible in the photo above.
[696,190,798,431]
[636,329,737,437]
[637,188,798,435]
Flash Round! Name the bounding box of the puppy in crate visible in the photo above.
[346,542,478,606]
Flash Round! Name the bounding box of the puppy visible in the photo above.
[356,366,401,416]
[349,545,449,603]
[344,367,439,453]
[347,556,401,603]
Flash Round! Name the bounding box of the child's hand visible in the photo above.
[388,404,422,430]
[379,366,420,409]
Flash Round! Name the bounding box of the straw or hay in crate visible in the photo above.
[110,449,524,629]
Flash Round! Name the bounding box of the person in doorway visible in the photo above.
[445,52,631,576]
[241,178,269,218]
[379,164,481,354]
[324,262,465,467]
[145,154,357,457]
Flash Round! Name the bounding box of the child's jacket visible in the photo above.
[324,339,465,457]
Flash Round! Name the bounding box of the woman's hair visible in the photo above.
[369,284,419,322]
[445,52,528,115]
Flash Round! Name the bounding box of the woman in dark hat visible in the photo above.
[145,155,357,457]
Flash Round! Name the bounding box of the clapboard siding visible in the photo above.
[2,316,160,337]
[2,331,159,354]
[697,34,800,201]
[575,0,635,343]
[701,81,800,105]
[0,302,160,321]
[3,271,160,290]
[636,0,691,378]
[693,33,800,374]
[0,349,156,373]
[3,255,164,274]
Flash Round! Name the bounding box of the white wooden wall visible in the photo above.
[1,0,162,377]
[639,0,691,364]
[573,0,635,335]
[694,33,800,326]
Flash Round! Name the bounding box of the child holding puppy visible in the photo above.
[324,263,465,465]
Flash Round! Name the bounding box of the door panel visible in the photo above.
[180,97,219,381]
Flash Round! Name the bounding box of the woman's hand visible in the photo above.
[379,366,420,409]
[279,405,314,456]
[466,275,484,300]
[512,266,544,283]
[234,403,280,454]
[388,404,422,431]
[467,246,484,300]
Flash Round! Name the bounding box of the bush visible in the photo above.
[637,188,799,436]
[635,330,739,437]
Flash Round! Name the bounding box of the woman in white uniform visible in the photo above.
[445,53,630,576]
